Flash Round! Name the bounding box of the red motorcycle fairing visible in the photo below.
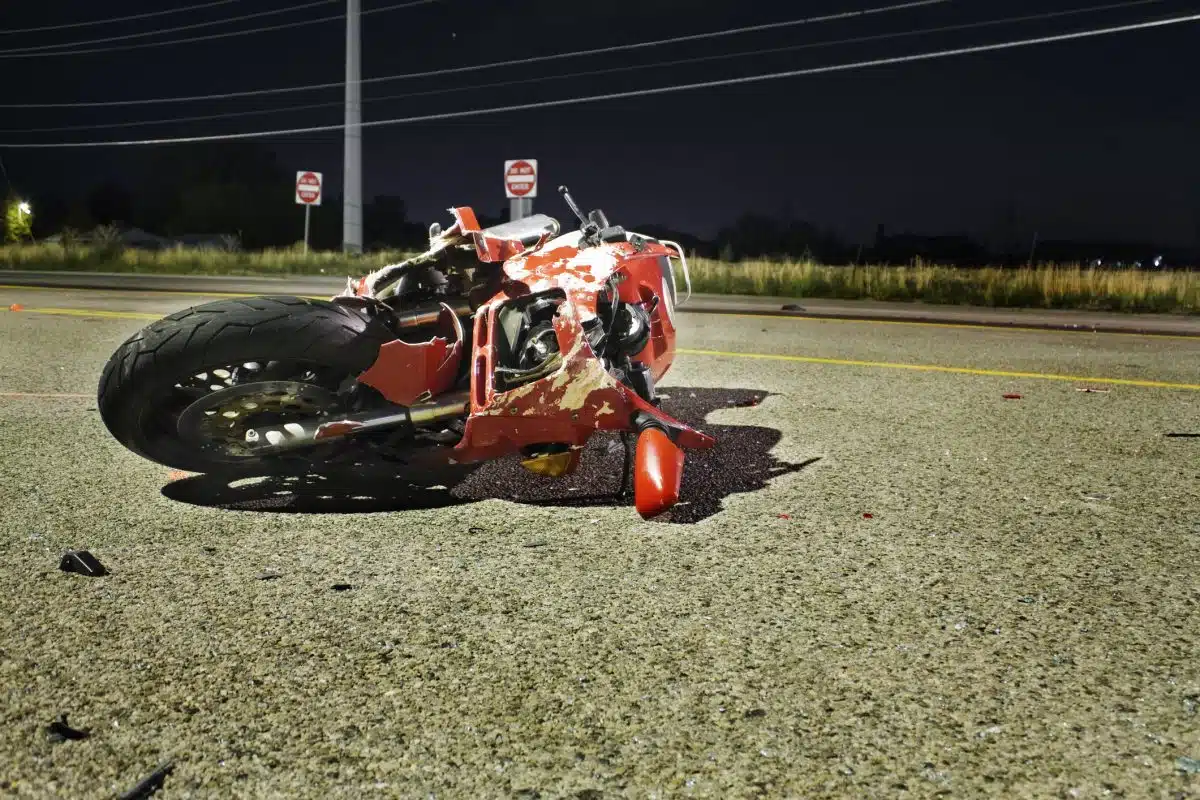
[447,234,713,467]
[356,303,465,406]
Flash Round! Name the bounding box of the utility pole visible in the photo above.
[342,0,363,253]
[1027,230,1038,266]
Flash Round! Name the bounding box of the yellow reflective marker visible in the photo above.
[676,348,1200,391]
[3,305,1196,391]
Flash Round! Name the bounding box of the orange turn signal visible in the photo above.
[634,427,684,519]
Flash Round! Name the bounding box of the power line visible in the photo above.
[0,0,337,55]
[4,11,1195,149]
[0,0,1168,135]
[0,0,441,59]
[0,0,247,35]
[0,0,945,106]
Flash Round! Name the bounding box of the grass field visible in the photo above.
[2,242,1197,313]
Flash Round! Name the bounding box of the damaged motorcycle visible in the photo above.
[97,187,715,518]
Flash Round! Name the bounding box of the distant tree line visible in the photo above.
[9,142,1196,268]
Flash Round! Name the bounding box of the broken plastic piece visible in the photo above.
[118,761,174,800]
[781,304,804,311]
[8,303,24,312]
[46,715,89,742]
[1002,394,1023,400]
[59,550,108,577]
[1075,387,1110,393]
[862,513,874,519]
[777,514,791,520]
[1164,432,1199,438]
[331,583,353,591]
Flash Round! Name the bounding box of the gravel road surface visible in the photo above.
[1,287,1198,798]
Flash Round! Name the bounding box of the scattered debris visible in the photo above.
[330,583,353,591]
[201,546,217,554]
[1075,387,1111,393]
[258,570,282,581]
[976,725,1003,739]
[862,513,874,519]
[166,470,190,482]
[522,539,549,548]
[117,761,174,800]
[744,708,767,718]
[45,715,89,743]
[1017,596,1039,604]
[8,303,24,312]
[1176,756,1200,775]
[777,514,791,520]
[467,526,485,535]
[781,304,805,311]
[59,550,108,577]
[1164,432,1199,438]
[1002,393,1023,400]
[1082,492,1111,502]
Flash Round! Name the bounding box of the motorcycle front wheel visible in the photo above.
[97,295,398,474]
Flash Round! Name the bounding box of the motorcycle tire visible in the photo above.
[97,295,397,474]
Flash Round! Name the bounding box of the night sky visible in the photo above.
[2,0,1199,248]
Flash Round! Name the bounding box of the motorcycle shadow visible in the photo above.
[160,388,819,524]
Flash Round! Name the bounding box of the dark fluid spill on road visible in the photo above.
[160,387,817,524]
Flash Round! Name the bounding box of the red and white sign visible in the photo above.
[504,159,537,198]
[295,171,322,206]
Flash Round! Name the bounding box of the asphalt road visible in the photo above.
[1,285,1198,798]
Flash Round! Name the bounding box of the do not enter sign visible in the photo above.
[504,160,537,198]
[295,171,322,206]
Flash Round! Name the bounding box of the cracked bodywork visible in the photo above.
[336,202,713,515]
[357,303,464,406]
[449,240,713,466]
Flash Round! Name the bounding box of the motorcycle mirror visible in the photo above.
[558,185,588,225]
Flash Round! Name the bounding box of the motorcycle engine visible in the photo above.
[494,296,563,391]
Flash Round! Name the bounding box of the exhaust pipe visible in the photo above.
[242,391,469,451]
[333,296,472,331]
[394,301,472,330]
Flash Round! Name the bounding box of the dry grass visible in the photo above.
[684,257,1198,313]
[0,242,413,277]
[1,244,1196,313]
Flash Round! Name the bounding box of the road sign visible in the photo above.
[504,160,537,198]
[296,171,323,206]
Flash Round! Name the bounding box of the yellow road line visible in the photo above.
[700,310,1200,340]
[3,306,1195,391]
[0,391,91,399]
[0,282,327,301]
[676,348,1200,391]
[4,283,1196,339]
[3,306,164,320]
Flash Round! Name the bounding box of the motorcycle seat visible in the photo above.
[480,214,561,248]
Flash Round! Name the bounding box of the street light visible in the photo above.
[17,202,30,216]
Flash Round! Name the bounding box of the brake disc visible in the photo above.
[177,381,338,456]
